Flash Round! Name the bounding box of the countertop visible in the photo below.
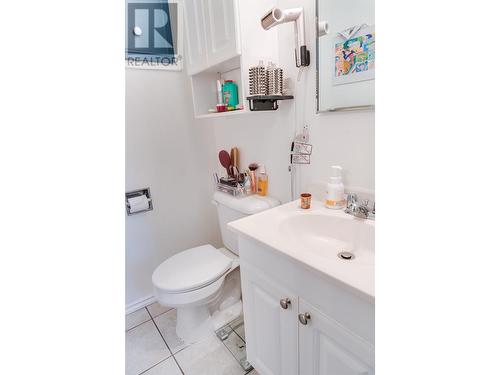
[228,199,375,301]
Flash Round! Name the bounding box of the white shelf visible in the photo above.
[195,109,250,119]
[190,56,246,119]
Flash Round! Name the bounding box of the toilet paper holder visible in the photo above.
[125,188,153,216]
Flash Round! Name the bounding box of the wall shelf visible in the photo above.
[190,56,245,119]
[196,109,249,119]
[246,95,294,111]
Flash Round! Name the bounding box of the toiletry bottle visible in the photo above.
[257,165,269,196]
[325,166,345,209]
[222,80,239,108]
[248,163,259,193]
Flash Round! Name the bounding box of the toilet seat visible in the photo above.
[152,245,232,293]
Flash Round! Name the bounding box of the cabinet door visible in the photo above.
[202,0,240,67]
[299,299,375,375]
[240,263,298,375]
[184,0,208,75]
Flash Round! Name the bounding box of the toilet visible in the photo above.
[152,191,280,344]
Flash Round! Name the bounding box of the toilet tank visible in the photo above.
[213,191,280,254]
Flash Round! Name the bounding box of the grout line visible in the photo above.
[145,307,170,353]
[147,308,186,375]
[171,355,185,375]
[145,304,174,319]
[125,315,152,332]
[137,356,172,375]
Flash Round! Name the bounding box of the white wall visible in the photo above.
[207,0,374,203]
[125,68,221,308]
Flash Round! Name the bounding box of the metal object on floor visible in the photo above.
[240,359,253,372]
[214,317,253,372]
[216,325,232,341]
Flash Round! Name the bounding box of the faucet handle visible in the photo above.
[362,199,370,207]
[347,193,357,204]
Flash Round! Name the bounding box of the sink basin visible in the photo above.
[279,213,374,262]
[228,199,375,298]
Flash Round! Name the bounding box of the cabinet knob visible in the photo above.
[280,298,291,309]
[298,312,311,325]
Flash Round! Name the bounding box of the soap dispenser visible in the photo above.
[325,166,345,209]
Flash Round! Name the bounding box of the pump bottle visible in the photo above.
[325,166,345,209]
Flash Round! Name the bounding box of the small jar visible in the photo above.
[300,193,312,209]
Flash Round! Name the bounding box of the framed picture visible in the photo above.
[125,0,183,71]
[333,25,374,86]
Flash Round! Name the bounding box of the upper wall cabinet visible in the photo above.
[185,0,241,75]
[203,0,240,68]
[184,0,207,74]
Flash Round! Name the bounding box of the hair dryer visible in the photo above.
[261,7,310,67]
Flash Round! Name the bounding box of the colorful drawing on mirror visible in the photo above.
[334,31,375,85]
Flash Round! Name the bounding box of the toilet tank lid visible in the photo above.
[213,191,280,215]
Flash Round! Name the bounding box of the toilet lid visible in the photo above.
[152,245,233,293]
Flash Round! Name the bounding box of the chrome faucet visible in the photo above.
[345,193,375,220]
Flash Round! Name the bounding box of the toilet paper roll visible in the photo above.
[128,195,149,213]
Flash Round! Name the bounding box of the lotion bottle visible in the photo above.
[325,166,345,209]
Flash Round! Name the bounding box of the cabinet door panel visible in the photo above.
[241,263,298,375]
[184,0,207,74]
[203,0,240,66]
[299,299,374,375]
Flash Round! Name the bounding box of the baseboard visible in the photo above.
[125,295,156,315]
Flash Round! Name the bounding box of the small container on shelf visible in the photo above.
[222,80,239,107]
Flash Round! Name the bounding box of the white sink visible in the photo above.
[228,199,374,299]
[279,212,374,262]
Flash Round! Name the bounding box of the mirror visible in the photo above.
[316,0,375,112]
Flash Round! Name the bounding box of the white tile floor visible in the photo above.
[126,302,259,375]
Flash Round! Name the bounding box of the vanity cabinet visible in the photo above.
[299,299,374,375]
[241,263,298,375]
[239,236,375,375]
[184,0,240,75]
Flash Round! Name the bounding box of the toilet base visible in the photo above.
[211,300,243,331]
[176,305,213,344]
